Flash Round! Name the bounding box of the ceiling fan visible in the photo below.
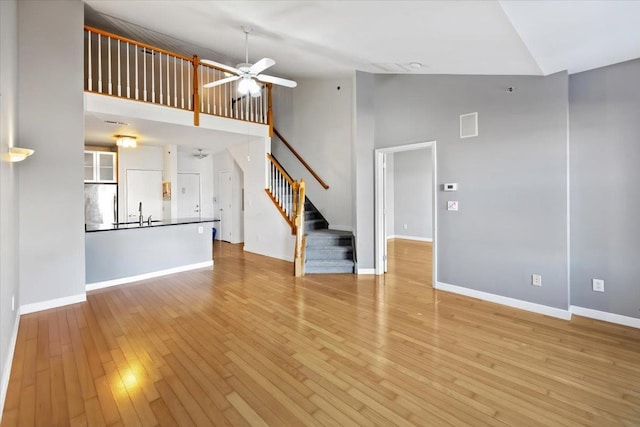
[202,27,297,97]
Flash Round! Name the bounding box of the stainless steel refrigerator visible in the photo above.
[84,183,118,227]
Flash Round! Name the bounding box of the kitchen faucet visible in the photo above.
[138,202,143,226]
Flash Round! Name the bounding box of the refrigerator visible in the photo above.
[84,183,118,227]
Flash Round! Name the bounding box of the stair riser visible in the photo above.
[306,238,352,247]
[306,250,353,261]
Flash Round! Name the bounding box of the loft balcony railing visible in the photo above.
[84,26,271,129]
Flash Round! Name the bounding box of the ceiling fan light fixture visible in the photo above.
[249,79,262,97]
[238,78,251,95]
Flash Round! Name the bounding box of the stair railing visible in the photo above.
[265,154,306,276]
[272,128,329,190]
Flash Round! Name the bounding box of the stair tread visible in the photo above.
[306,229,352,237]
[305,259,355,266]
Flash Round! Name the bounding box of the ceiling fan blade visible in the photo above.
[201,59,241,75]
[203,75,240,88]
[249,58,275,75]
[256,74,297,88]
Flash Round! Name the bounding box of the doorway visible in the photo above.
[219,170,233,242]
[374,141,437,285]
[177,172,201,218]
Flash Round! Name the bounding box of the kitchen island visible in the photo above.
[85,218,219,290]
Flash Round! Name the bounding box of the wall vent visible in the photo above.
[460,112,478,139]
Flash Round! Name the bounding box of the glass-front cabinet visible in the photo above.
[84,151,117,182]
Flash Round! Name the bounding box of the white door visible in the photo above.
[219,171,233,242]
[177,173,201,218]
[126,169,163,222]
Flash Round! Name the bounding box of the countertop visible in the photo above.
[85,217,220,233]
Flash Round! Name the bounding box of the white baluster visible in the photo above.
[159,52,163,105]
[98,34,102,93]
[187,62,191,110]
[143,47,147,101]
[173,56,177,107]
[208,68,212,114]
[167,53,171,106]
[200,65,204,113]
[135,43,139,99]
[107,36,112,94]
[117,39,121,96]
[224,73,228,117]
[151,49,155,103]
[87,30,92,91]
[180,59,184,109]
[126,42,130,98]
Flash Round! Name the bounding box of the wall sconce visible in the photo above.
[115,135,137,148]
[7,147,35,162]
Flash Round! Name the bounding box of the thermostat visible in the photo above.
[443,183,458,192]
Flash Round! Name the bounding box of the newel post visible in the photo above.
[192,55,200,126]
[267,83,274,137]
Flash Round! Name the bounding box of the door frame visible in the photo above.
[218,169,233,242]
[374,140,438,286]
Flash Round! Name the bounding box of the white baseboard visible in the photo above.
[86,260,214,292]
[388,235,432,242]
[357,268,375,275]
[20,293,87,315]
[570,306,640,329]
[435,282,571,320]
[0,315,20,422]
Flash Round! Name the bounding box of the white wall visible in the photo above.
[18,0,86,307]
[272,79,353,230]
[0,0,20,414]
[117,145,164,221]
[177,150,215,219]
[227,140,295,261]
[392,148,433,240]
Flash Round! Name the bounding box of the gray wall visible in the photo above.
[18,0,86,305]
[569,59,640,319]
[367,72,569,309]
[393,148,433,240]
[272,79,353,230]
[86,223,213,283]
[0,0,20,404]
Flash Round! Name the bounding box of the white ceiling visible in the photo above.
[85,112,259,154]
[84,0,640,79]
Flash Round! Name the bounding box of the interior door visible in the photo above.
[177,173,201,218]
[219,170,233,242]
[126,169,163,222]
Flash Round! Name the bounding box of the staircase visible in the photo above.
[303,199,355,274]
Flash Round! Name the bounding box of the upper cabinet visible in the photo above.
[84,151,117,183]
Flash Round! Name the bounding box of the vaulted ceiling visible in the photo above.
[85,0,640,79]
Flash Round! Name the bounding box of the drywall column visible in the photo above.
[0,0,21,411]
[18,0,86,308]
[353,71,376,272]
[164,145,178,219]
[569,58,640,320]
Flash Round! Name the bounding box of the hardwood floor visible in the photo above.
[2,239,640,426]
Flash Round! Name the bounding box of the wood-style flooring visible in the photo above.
[2,239,640,426]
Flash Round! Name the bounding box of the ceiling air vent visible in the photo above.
[460,112,478,139]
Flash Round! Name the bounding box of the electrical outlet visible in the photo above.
[532,274,542,287]
[403,224,408,230]
[198,226,204,234]
[592,279,605,292]
[11,295,15,312]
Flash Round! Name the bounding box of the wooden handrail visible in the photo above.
[84,25,194,62]
[272,128,329,190]
[267,154,295,186]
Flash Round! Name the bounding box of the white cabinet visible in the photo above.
[84,151,117,182]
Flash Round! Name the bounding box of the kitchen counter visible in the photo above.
[85,217,219,232]
[86,219,217,287]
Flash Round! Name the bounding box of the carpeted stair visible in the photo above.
[303,199,355,274]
